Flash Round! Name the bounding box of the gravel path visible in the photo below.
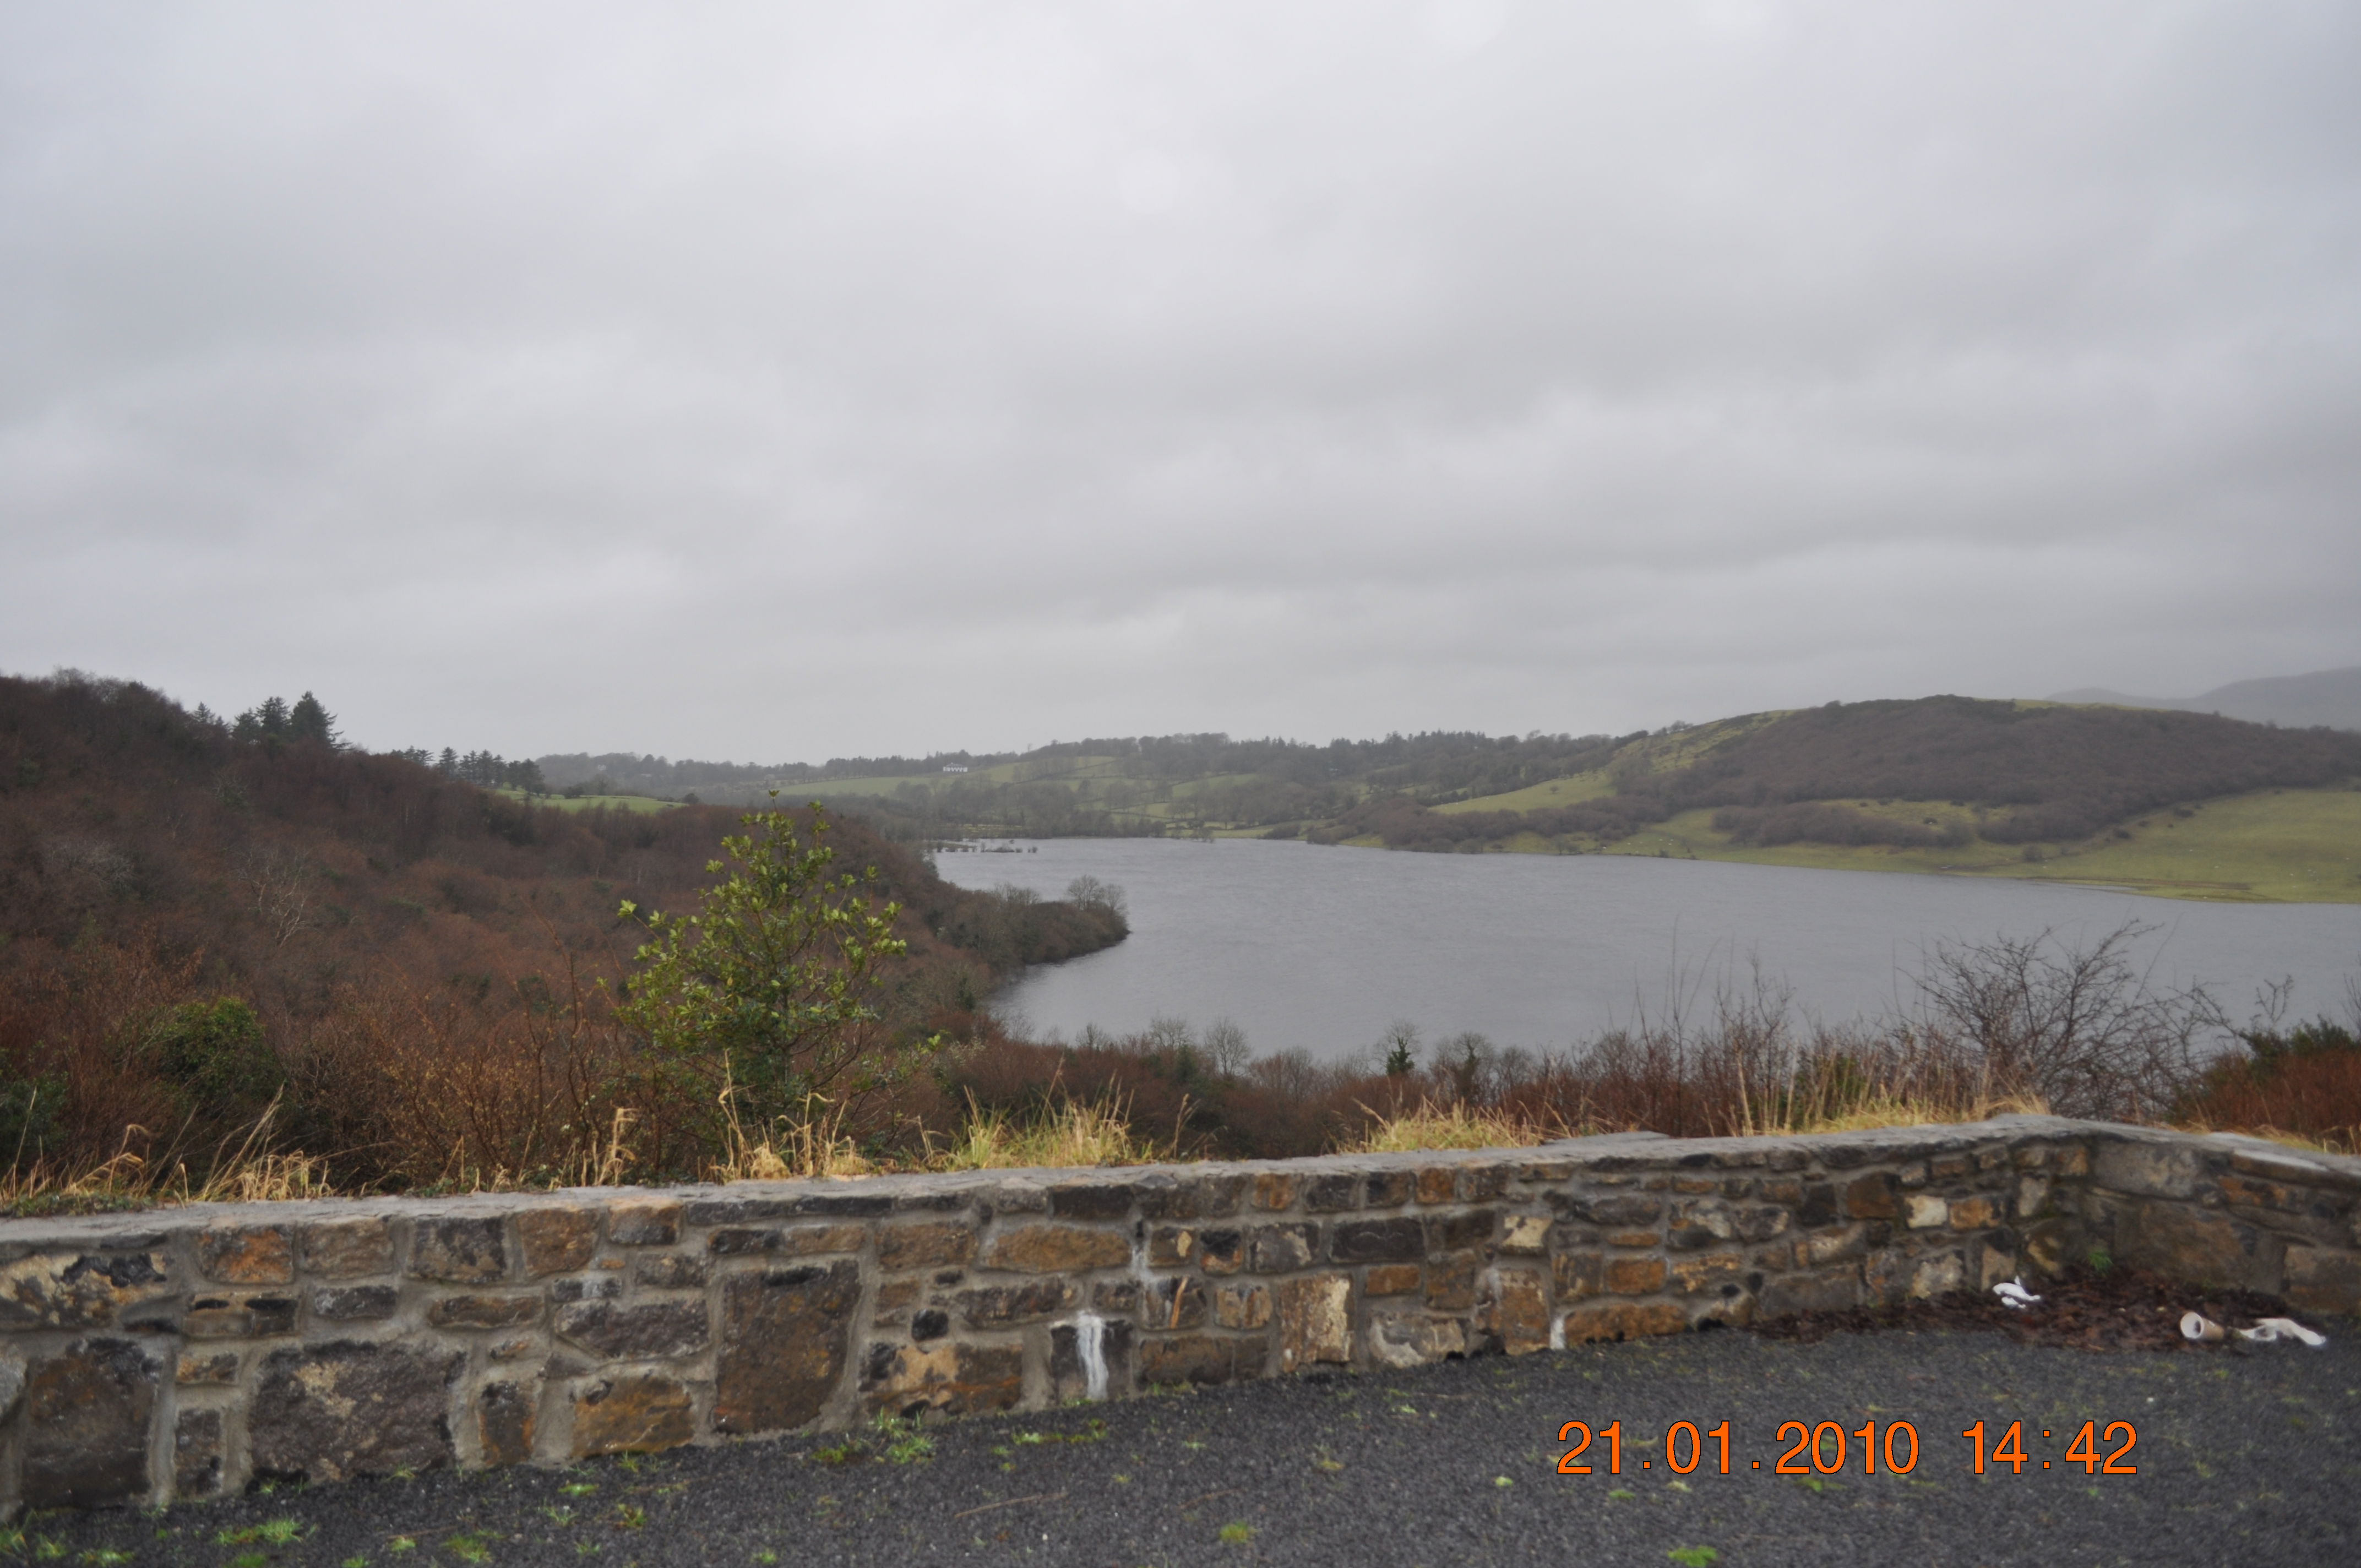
[32,1326,2359,1568]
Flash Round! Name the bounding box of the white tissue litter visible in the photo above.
[2180,1311,2327,1347]
[1992,1278,2042,1310]
[2235,1317,2328,1348]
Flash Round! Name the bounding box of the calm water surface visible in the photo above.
[933,840,2361,1062]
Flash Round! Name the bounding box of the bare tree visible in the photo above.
[240,846,317,949]
[1201,1017,1250,1077]
[1912,921,2224,1121]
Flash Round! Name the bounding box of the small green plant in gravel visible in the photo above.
[561,1482,597,1498]
[1668,1550,1720,1567]
[875,1411,935,1464]
[32,1542,64,1562]
[446,1532,493,1564]
[611,1505,646,1531]
[229,1554,266,1568]
[1217,1523,1254,1545]
[219,1520,306,1547]
[389,1538,417,1554]
[79,1551,134,1566]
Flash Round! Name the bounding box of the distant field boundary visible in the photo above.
[3,1117,2354,1512]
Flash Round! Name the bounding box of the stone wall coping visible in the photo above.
[1,1115,2354,1250]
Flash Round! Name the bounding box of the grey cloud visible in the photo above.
[4,1,2357,756]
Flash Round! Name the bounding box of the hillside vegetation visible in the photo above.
[0,673,1125,1189]
[602,696,2361,902]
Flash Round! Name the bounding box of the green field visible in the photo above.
[1430,769,1619,814]
[494,787,677,815]
[1557,787,2361,903]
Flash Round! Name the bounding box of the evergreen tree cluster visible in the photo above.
[429,747,546,795]
[225,691,340,748]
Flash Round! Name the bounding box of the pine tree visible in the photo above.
[287,691,340,747]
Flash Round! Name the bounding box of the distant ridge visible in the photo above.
[2049,666,2361,732]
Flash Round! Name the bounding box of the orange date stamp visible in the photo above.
[1554,1419,2139,1477]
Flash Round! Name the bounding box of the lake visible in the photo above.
[932,839,2361,1063]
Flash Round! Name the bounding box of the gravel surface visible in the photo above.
[30,1325,2360,1568]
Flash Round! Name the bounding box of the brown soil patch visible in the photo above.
[1751,1265,2327,1353]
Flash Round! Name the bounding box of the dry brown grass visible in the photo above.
[1343,1098,1571,1153]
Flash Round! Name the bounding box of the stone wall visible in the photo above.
[1,1115,2354,1513]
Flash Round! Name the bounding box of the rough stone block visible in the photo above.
[2283,1246,2361,1315]
[862,1341,1023,1416]
[1369,1312,1468,1369]
[1049,1318,1134,1400]
[0,1252,172,1330]
[1138,1332,1240,1386]
[1500,1215,1551,1255]
[2015,1176,2053,1219]
[1456,1164,1509,1202]
[1426,1253,1478,1311]
[299,1217,395,1280]
[633,1254,709,1289]
[606,1200,681,1247]
[1563,1193,1663,1227]
[2121,1201,2248,1286]
[1249,1224,1316,1273]
[1489,1268,1549,1355]
[1426,1210,1495,1252]
[1668,1254,1744,1296]
[479,1380,537,1466]
[2093,1141,2199,1199]
[1908,1251,1965,1299]
[551,1276,622,1303]
[1948,1196,1997,1229]
[23,1338,159,1509]
[1146,1226,1197,1268]
[1364,1171,1415,1208]
[1552,1250,1603,1300]
[958,1281,1078,1327]
[428,1293,543,1330]
[1253,1173,1298,1211]
[1606,1255,1667,1295]
[1279,1275,1352,1371]
[556,1299,709,1359]
[1801,1224,1867,1266]
[516,1208,597,1277]
[411,1217,509,1283]
[1304,1173,1361,1212]
[179,1352,240,1386]
[1760,1269,1862,1317]
[709,1228,783,1255]
[1143,1277,1208,1331]
[1329,1217,1422,1265]
[1366,1264,1422,1297]
[1559,1300,1687,1344]
[311,1284,400,1322]
[981,1224,1129,1273]
[1416,1167,1457,1205]
[1215,1282,1274,1330]
[250,1341,463,1484]
[1045,1180,1136,1220]
[1906,1195,1949,1229]
[1843,1174,1898,1220]
[572,1372,695,1457]
[878,1222,975,1272]
[775,1223,871,1256]
[714,1260,859,1434]
[1196,1228,1245,1275]
[175,1406,225,1497]
[199,1225,294,1285]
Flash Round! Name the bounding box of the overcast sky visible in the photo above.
[5,2,2357,761]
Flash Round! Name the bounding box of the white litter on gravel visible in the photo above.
[1992,1278,2042,1310]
